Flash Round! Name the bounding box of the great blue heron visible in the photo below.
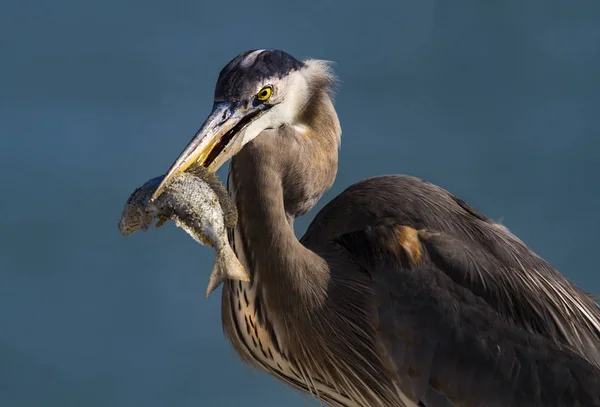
[151,50,600,406]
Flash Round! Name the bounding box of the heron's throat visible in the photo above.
[228,153,329,307]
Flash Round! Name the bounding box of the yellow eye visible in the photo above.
[257,86,272,101]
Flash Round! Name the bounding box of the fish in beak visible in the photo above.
[151,101,270,201]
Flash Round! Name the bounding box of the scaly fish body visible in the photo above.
[118,167,249,297]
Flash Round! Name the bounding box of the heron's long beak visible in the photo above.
[151,101,268,201]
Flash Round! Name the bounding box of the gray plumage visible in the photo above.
[214,49,306,101]
[118,167,249,297]
[147,49,600,406]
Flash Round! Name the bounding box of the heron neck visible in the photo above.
[229,150,329,308]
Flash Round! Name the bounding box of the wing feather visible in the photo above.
[302,175,600,406]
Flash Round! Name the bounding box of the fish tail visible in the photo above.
[221,244,250,282]
[205,244,250,298]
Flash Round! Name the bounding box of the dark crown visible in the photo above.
[214,50,305,100]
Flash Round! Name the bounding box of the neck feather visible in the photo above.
[227,85,340,310]
[228,144,329,311]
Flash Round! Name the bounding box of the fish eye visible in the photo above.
[256,86,273,102]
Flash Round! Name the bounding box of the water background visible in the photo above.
[1,1,599,406]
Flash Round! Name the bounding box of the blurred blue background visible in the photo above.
[1,0,599,406]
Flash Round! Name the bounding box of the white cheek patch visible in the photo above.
[241,115,272,146]
[237,69,312,147]
[279,72,310,123]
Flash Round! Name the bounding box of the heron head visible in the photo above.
[151,49,339,200]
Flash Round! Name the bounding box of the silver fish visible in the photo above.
[118,167,250,297]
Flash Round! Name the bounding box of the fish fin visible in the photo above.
[205,244,250,298]
[155,216,168,229]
